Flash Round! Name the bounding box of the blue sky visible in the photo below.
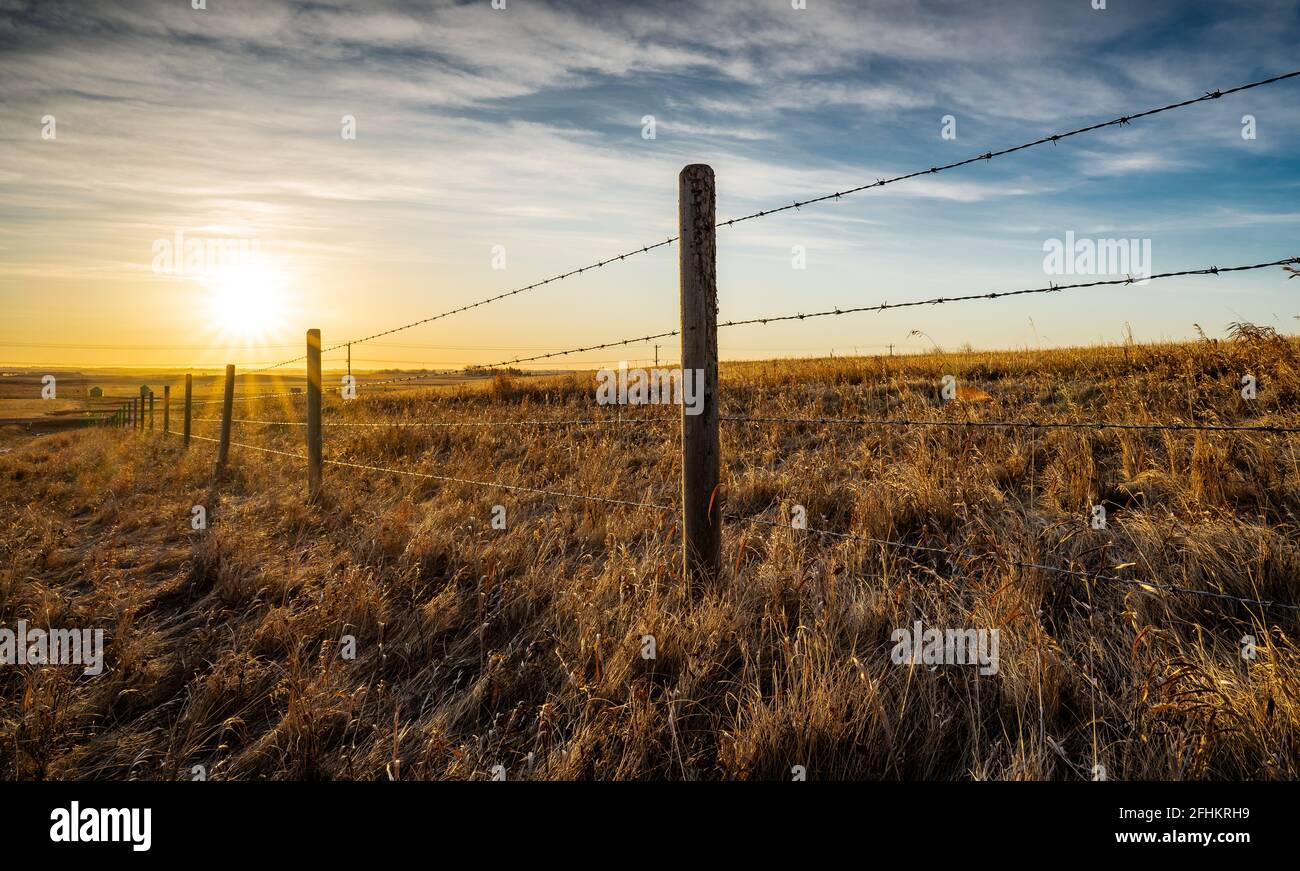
[1,0,1298,368]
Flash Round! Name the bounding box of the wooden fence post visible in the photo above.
[306,329,323,502]
[148,390,155,431]
[163,385,170,435]
[139,385,147,430]
[216,364,235,476]
[183,374,192,449]
[131,398,137,430]
[679,163,720,587]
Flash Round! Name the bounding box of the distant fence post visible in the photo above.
[306,329,323,502]
[216,364,235,476]
[139,385,147,430]
[183,374,192,449]
[131,398,137,430]
[679,163,721,587]
[148,390,155,431]
[162,385,170,435]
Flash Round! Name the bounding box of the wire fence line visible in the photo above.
[715,70,1300,230]
[191,415,675,428]
[720,416,1300,435]
[474,257,1300,369]
[106,69,1300,621]
[186,412,1300,435]
[189,433,673,512]
[248,70,1300,374]
[183,432,1299,614]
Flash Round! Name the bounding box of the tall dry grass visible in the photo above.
[1,333,1298,780]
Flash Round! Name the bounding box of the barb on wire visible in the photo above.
[730,513,1300,613]
[252,69,1300,374]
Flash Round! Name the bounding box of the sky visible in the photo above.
[1,0,1298,371]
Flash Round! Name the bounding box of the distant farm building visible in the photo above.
[88,386,104,398]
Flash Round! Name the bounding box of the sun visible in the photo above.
[205,263,286,342]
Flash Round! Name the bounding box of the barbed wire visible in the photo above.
[186,412,1300,435]
[191,415,674,428]
[183,429,1300,614]
[716,69,1300,230]
[189,433,673,512]
[250,240,680,373]
[721,415,1300,435]
[730,513,1300,613]
[476,257,1299,369]
[249,69,1300,374]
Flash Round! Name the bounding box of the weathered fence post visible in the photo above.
[131,398,137,430]
[139,385,147,430]
[148,390,155,431]
[183,374,192,449]
[306,329,323,502]
[162,385,170,435]
[216,364,235,476]
[679,163,720,587]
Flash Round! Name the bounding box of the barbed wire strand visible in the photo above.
[721,415,1300,435]
[479,257,1299,368]
[186,413,1300,435]
[183,432,1299,614]
[190,415,674,428]
[188,433,673,512]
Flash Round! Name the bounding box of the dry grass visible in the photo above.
[2,334,1298,780]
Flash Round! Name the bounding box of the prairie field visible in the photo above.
[2,331,1298,781]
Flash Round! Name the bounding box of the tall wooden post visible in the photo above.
[139,385,147,430]
[679,164,720,587]
[216,364,235,476]
[307,329,323,502]
[131,398,137,430]
[183,374,192,449]
[162,385,170,435]
[148,390,155,431]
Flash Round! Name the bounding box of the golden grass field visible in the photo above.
[1,328,1298,780]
